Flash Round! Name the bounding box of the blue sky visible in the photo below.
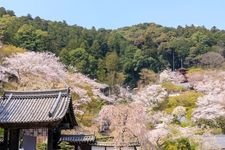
[0,0,224,29]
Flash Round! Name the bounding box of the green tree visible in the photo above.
[14,24,48,51]
[105,51,119,86]
[69,48,89,73]
[96,59,107,82]
[0,14,16,39]
[0,7,6,17]
[59,48,71,66]
[47,21,69,54]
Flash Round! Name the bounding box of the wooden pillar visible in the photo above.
[3,129,8,150]
[53,128,60,149]
[75,145,78,150]
[48,129,53,150]
[9,129,20,150]
[48,128,53,150]
[48,127,61,150]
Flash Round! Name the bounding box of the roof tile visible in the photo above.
[0,88,76,128]
[60,134,95,143]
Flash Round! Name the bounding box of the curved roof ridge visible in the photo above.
[0,88,77,128]
[3,88,70,97]
[4,88,69,94]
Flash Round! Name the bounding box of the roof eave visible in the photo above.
[0,120,62,129]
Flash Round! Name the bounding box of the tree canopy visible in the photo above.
[1,7,225,87]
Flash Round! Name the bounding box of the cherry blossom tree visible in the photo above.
[190,71,225,120]
[1,51,113,104]
[97,103,157,149]
[192,93,225,120]
[1,52,67,90]
[132,84,168,108]
[159,69,186,84]
[3,51,66,81]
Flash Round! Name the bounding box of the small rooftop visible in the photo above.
[0,88,77,128]
[60,134,96,144]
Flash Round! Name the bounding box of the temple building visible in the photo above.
[0,88,77,150]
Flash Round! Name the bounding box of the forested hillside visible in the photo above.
[1,7,225,88]
[2,7,225,149]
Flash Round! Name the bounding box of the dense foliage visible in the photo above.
[2,6,225,149]
[1,7,225,88]
[2,52,225,148]
[162,138,195,150]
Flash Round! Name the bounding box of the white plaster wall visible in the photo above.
[92,146,138,150]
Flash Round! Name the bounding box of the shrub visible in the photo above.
[161,82,185,93]
[2,82,18,90]
[165,91,202,124]
[36,142,47,150]
[138,68,157,87]
[0,128,3,137]
[166,91,202,112]
[187,67,204,74]
[215,116,225,133]
[0,89,3,96]
[78,99,105,127]
[0,45,26,62]
[195,118,217,129]
[58,142,74,150]
[195,117,225,134]
[162,138,195,150]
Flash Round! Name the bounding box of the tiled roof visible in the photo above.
[60,134,95,143]
[0,88,76,128]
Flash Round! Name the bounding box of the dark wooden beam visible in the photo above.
[3,128,8,150]
[9,129,20,150]
[53,128,60,149]
[48,129,53,150]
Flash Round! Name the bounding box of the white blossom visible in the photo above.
[159,69,186,84]
[190,71,225,120]
[193,93,225,120]
[132,84,168,107]
[96,103,154,148]
[3,52,66,81]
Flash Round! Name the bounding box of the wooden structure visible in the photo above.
[0,88,77,150]
[60,134,95,150]
[60,134,140,150]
